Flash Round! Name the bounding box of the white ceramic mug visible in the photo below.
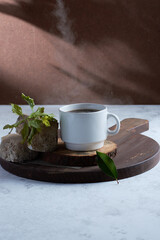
[59,103,120,151]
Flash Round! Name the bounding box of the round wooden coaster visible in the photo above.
[43,138,117,166]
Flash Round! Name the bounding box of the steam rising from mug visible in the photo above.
[53,0,75,44]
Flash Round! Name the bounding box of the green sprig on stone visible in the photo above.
[3,93,57,144]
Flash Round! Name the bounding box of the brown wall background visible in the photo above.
[0,0,160,104]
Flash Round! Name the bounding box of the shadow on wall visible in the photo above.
[0,70,40,104]
[0,0,119,43]
[0,0,160,104]
[52,65,158,104]
[0,0,56,34]
[0,80,20,104]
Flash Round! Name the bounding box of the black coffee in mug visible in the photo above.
[68,109,99,113]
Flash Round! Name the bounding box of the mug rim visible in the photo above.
[59,103,107,114]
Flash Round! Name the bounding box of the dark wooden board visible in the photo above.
[0,118,159,183]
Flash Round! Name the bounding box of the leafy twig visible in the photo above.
[3,93,57,144]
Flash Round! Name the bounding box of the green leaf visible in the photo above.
[28,119,42,129]
[3,124,15,134]
[3,120,25,130]
[21,123,29,142]
[42,116,51,127]
[36,107,44,114]
[96,151,119,183]
[21,93,35,110]
[29,111,55,120]
[3,124,15,129]
[29,107,45,118]
[11,104,22,116]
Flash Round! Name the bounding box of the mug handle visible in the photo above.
[107,112,120,136]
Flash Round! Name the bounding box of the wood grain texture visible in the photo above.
[0,118,159,183]
[43,139,117,167]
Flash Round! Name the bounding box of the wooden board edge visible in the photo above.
[0,146,159,183]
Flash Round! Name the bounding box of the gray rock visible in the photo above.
[30,120,58,152]
[0,134,38,163]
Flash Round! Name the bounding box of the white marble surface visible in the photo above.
[0,105,160,240]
